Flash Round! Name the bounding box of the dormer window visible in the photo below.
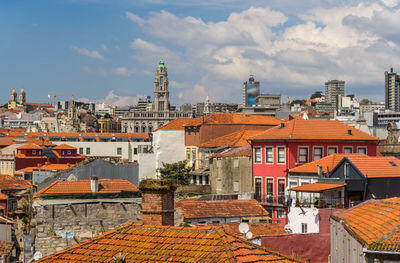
[67,151,71,155]
[32,150,36,155]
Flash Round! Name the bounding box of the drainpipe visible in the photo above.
[363,176,368,201]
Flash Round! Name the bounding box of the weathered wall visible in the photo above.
[33,199,141,257]
[287,206,319,234]
[209,156,251,194]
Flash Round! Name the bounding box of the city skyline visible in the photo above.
[2,0,400,106]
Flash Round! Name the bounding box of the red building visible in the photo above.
[249,119,380,224]
[15,143,85,171]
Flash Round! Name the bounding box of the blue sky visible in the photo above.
[2,0,400,106]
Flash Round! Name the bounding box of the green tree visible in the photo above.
[157,160,192,185]
[290,99,305,107]
[310,91,323,99]
[360,99,372,105]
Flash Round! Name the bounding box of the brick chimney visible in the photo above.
[139,179,177,226]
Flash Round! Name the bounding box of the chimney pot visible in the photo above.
[317,165,323,176]
[90,176,99,193]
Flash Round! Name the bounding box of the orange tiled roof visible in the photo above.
[289,183,346,192]
[0,174,31,190]
[155,118,195,131]
[0,240,13,256]
[33,179,138,197]
[52,144,76,150]
[346,156,400,178]
[200,129,264,148]
[0,193,8,200]
[223,222,288,239]
[18,164,73,173]
[289,153,367,174]
[250,119,379,141]
[332,197,400,252]
[37,222,304,263]
[0,215,14,224]
[175,199,269,219]
[210,145,251,158]
[185,113,282,126]
[16,143,42,150]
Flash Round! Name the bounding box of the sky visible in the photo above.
[2,0,400,106]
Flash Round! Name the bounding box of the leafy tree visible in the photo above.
[157,160,192,185]
[360,99,372,105]
[310,91,323,99]
[1,103,8,108]
[290,100,305,107]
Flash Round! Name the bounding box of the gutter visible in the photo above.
[364,249,400,255]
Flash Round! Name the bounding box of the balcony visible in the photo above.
[256,194,289,206]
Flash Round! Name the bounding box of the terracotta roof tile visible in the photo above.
[185,113,282,127]
[0,241,13,256]
[16,143,43,150]
[289,153,367,174]
[210,145,251,158]
[155,118,196,131]
[18,164,73,173]
[250,119,379,141]
[33,179,138,197]
[289,183,346,192]
[332,197,400,252]
[37,223,304,262]
[0,174,31,190]
[222,223,288,239]
[52,144,76,150]
[0,192,8,200]
[200,129,263,148]
[346,156,400,178]
[175,199,269,219]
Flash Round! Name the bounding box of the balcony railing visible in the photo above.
[294,197,345,208]
[255,194,290,206]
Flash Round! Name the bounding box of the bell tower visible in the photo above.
[153,60,169,112]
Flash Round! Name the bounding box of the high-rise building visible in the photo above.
[243,75,260,106]
[385,68,400,111]
[325,80,345,108]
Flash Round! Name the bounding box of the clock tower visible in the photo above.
[153,59,170,112]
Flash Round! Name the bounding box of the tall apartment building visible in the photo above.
[243,75,260,106]
[385,68,400,111]
[325,80,345,107]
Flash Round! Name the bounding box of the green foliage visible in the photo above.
[290,100,305,107]
[360,99,373,105]
[1,103,8,109]
[157,160,192,185]
[310,91,323,99]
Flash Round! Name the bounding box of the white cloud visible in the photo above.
[127,3,400,103]
[112,66,137,76]
[72,46,104,60]
[99,90,145,106]
[126,11,144,24]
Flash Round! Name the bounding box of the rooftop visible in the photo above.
[155,118,195,131]
[210,145,251,159]
[0,174,31,191]
[36,222,303,262]
[33,179,138,197]
[331,197,400,252]
[175,199,269,219]
[289,153,367,174]
[250,119,379,141]
[289,183,346,192]
[0,192,8,200]
[16,143,43,150]
[223,222,288,239]
[52,144,76,150]
[185,113,282,127]
[346,156,400,178]
[200,129,263,148]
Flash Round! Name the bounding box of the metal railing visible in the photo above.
[255,194,290,206]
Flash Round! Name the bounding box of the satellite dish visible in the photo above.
[246,232,253,239]
[238,222,249,234]
[33,251,43,260]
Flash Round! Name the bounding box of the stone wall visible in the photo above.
[33,200,141,257]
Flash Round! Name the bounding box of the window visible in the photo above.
[276,209,285,218]
[117,147,122,155]
[233,181,239,192]
[266,178,273,203]
[32,150,36,155]
[265,147,273,163]
[298,147,309,163]
[67,151,71,155]
[134,148,138,155]
[254,147,262,163]
[192,175,197,185]
[278,179,285,195]
[186,148,191,161]
[265,207,273,218]
[313,147,323,161]
[277,147,285,163]
[327,146,337,155]
[86,147,91,155]
[301,223,308,233]
[216,178,222,191]
[255,178,262,202]
[357,147,367,154]
[198,175,203,185]
[343,147,353,153]
[192,148,196,162]
[79,147,83,154]
[205,175,209,185]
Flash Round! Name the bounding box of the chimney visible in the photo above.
[139,179,177,226]
[90,176,99,193]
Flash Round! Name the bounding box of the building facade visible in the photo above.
[385,68,400,111]
[122,60,192,133]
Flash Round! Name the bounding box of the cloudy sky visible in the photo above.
[2,0,400,106]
